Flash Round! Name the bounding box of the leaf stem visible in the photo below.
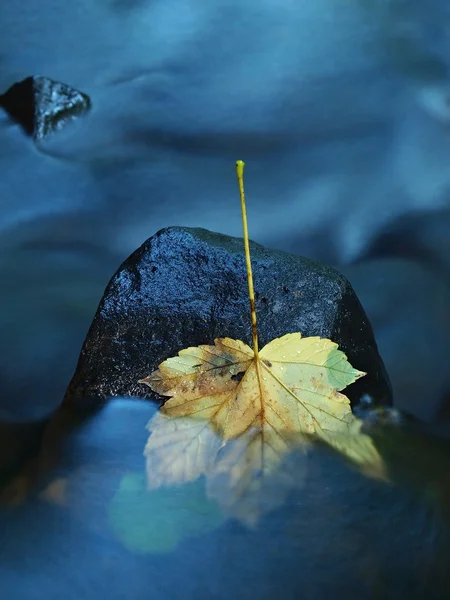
[236,160,259,359]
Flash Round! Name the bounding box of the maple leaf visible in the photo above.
[139,160,386,525]
[141,333,382,524]
[140,333,364,441]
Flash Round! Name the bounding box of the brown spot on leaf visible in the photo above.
[231,371,245,382]
[311,375,326,392]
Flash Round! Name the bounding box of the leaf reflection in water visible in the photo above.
[144,409,386,527]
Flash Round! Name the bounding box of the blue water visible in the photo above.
[1,399,449,600]
[1,2,450,596]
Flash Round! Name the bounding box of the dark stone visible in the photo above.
[65,227,392,410]
[0,76,91,140]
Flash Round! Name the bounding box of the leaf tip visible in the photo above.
[138,372,161,390]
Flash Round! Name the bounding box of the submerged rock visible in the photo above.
[65,227,392,410]
[0,76,91,140]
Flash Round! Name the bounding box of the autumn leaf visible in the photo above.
[140,333,364,442]
[139,160,386,525]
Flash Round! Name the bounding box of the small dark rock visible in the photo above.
[0,76,91,140]
[65,227,392,410]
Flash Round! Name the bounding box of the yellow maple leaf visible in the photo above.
[140,333,364,442]
[140,160,386,525]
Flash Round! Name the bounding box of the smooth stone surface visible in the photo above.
[66,226,392,409]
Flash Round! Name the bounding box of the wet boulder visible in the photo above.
[65,226,392,410]
[0,76,91,141]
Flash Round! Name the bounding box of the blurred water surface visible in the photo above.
[2,399,450,600]
[1,2,450,594]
